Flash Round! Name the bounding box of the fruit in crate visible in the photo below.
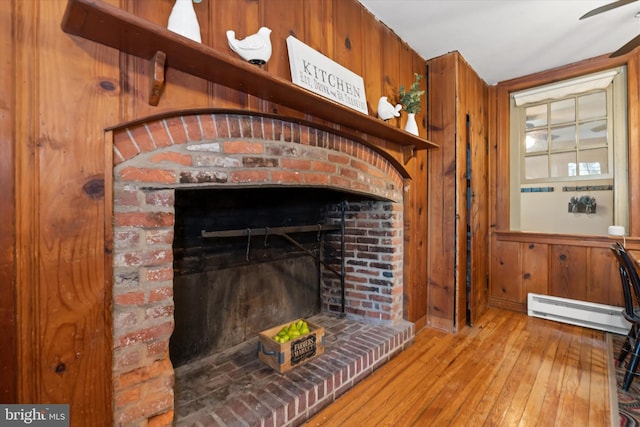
[272,320,310,343]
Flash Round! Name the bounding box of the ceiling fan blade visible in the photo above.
[610,33,640,57]
[580,0,638,19]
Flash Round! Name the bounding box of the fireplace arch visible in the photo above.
[109,110,407,425]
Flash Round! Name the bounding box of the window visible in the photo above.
[523,91,609,181]
[509,67,628,235]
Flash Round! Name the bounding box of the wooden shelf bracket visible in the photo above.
[149,51,166,106]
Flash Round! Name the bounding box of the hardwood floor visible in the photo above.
[304,307,615,427]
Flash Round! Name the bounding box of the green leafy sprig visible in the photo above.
[399,73,425,114]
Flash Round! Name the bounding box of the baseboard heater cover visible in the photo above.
[527,293,631,335]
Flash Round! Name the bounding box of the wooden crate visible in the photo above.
[258,319,325,373]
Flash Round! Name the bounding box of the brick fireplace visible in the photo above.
[110,111,408,425]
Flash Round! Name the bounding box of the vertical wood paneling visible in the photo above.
[459,56,489,325]
[360,8,383,117]
[332,0,363,76]
[626,51,640,235]
[380,25,401,130]
[490,239,521,303]
[11,0,119,423]
[522,242,548,298]
[426,54,456,330]
[588,247,623,306]
[550,245,588,300]
[0,0,16,403]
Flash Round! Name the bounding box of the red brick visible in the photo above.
[147,121,172,147]
[215,114,230,137]
[119,166,176,184]
[200,114,218,139]
[145,304,174,320]
[251,116,264,139]
[129,124,156,153]
[146,229,174,245]
[115,211,174,228]
[115,322,174,349]
[303,173,329,185]
[262,118,275,140]
[114,382,142,408]
[114,357,173,390]
[146,340,169,360]
[311,161,336,173]
[114,311,138,330]
[230,170,270,183]
[149,286,173,302]
[114,188,141,207]
[113,349,142,374]
[114,393,173,425]
[150,151,192,166]
[120,249,172,267]
[182,115,203,141]
[114,230,141,249]
[271,170,303,183]
[165,117,187,144]
[114,291,146,306]
[238,116,253,137]
[351,159,369,173]
[328,153,350,164]
[148,410,174,427]
[145,190,175,207]
[114,131,139,161]
[223,140,264,154]
[145,267,173,282]
[329,175,350,189]
[281,158,310,170]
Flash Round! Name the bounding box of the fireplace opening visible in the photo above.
[170,187,370,367]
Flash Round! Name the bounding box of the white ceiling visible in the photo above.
[357,0,640,85]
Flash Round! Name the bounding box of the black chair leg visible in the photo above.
[624,337,640,391]
[619,326,638,365]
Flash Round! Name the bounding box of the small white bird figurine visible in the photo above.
[377,96,402,121]
[226,27,273,66]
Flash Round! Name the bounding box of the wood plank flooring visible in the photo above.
[304,307,615,427]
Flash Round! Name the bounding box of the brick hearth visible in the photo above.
[110,111,408,425]
[174,314,414,426]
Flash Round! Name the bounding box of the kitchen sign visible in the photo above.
[286,36,368,114]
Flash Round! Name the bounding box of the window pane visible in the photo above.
[550,98,575,125]
[579,120,607,148]
[525,104,547,128]
[579,92,606,120]
[550,125,576,151]
[579,148,608,175]
[524,155,548,179]
[550,151,577,177]
[525,129,548,153]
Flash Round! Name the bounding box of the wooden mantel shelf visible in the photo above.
[61,0,438,151]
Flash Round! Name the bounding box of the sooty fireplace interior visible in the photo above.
[170,187,366,367]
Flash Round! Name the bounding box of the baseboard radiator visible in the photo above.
[527,293,631,335]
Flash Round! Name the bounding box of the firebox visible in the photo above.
[170,187,361,366]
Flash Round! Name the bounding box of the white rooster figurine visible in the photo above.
[226,27,273,66]
[377,96,402,121]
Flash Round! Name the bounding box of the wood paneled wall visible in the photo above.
[489,53,640,311]
[426,52,489,331]
[1,1,431,425]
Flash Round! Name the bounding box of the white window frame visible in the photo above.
[508,66,628,234]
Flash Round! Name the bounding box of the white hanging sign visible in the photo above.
[286,36,368,114]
